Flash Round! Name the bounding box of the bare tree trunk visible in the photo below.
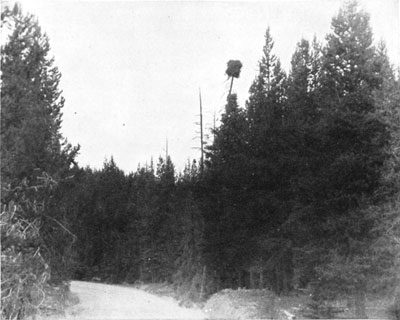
[354,289,367,318]
[282,269,288,295]
[200,265,206,300]
[228,77,234,96]
[250,269,255,289]
[199,89,204,173]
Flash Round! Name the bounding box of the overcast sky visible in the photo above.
[12,0,400,173]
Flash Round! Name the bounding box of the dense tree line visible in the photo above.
[2,2,400,319]
[201,3,400,315]
[63,4,400,316]
[65,2,400,316]
[62,157,206,297]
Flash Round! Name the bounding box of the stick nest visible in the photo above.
[226,60,243,78]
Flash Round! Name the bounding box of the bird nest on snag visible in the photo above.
[226,60,243,78]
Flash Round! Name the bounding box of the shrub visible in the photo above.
[1,200,50,319]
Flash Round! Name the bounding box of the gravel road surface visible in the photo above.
[61,281,206,320]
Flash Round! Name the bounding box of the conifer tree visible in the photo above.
[287,39,313,124]
[304,2,391,315]
[205,93,251,287]
[370,42,400,311]
[173,161,206,300]
[1,4,78,185]
[247,27,278,129]
[152,156,178,280]
[284,38,319,288]
[133,165,158,282]
[1,4,79,317]
[241,28,295,293]
[1,2,79,266]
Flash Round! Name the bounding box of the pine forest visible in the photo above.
[1,2,400,319]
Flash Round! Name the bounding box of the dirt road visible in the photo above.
[62,281,206,320]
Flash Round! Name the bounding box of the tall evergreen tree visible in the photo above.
[287,39,314,124]
[370,42,400,310]
[173,161,206,300]
[247,27,282,130]
[303,2,391,315]
[151,156,178,281]
[1,4,78,186]
[1,2,79,272]
[1,4,79,318]
[241,28,295,293]
[205,93,251,288]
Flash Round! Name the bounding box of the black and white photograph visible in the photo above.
[1,0,400,319]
